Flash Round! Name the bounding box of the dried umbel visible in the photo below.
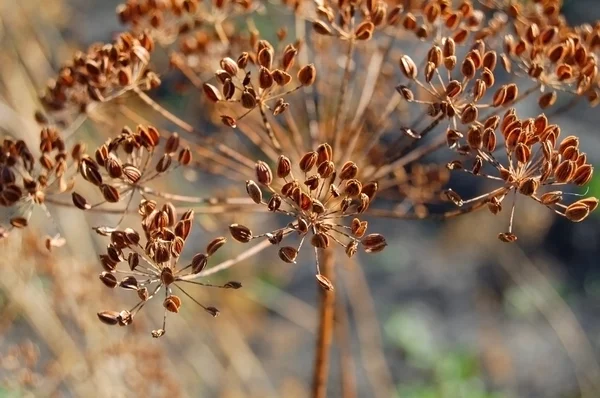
[40,31,158,124]
[202,38,316,144]
[230,144,386,290]
[443,108,597,241]
[388,0,485,43]
[397,38,521,141]
[480,0,564,27]
[73,125,192,209]
[502,21,599,107]
[118,0,259,80]
[0,128,80,239]
[118,0,257,45]
[96,200,240,337]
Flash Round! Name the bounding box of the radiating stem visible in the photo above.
[180,239,273,280]
[312,248,336,398]
[133,86,196,134]
[332,36,356,155]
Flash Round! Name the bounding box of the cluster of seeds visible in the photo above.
[308,0,394,40]
[118,0,258,82]
[503,21,599,106]
[444,108,597,241]
[203,40,316,138]
[229,143,386,291]
[40,32,158,123]
[0,128,79,238]
[389,0,485,43]
[72,125,191,209]
[96,200,240,338]
[398,38,519,136]
[118,0,256,44]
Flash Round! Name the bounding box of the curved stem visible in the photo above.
[141,186,257,206]
[181,239,273,280]
[133,86,196,134]
[312,248,336,398]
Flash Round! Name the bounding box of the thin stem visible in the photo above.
[312,248,336,398]
[370,130,446,180]
[133,86,196,134]
[180,239,273,280]
[332,36,356,155]
[259,102,282,150]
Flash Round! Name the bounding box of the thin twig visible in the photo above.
[181,239,273,280]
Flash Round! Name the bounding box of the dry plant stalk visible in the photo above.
[1,0,599,395]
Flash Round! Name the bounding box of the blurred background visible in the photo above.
[1,0,600,397]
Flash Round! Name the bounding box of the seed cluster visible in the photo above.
[40,32,157,123]
[230,143,386,291]
[444,108,597,241]
[96,200,239,338]
[73,125,192,208]
[0,128,78,236]
[203,41,316,133]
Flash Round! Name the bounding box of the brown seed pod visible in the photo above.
[245,180,263,204]
[345,241,359,258]
[399,55,417,79]
[203,83,222,102]
[206,237,227,256]
[241,90,257,109]
[277,155,291,178]
[361,234,387,253]
[191,253,208,274]
[220,57,239,76]
[298,64,316,86]
[221,115,237,128]
[164,295,182,313]
[355,21,374,40]
[99,271,118,288]
[255,161,273,186]
[443,189,463,206]
[299,151,318,172]
[278,246,298,263]
[498,232,518,243]
[229,224,253,243]
[72,192,91,210]
[340,161,358,180]
[259,67,274,89]
[540,191,563,205]
[311,233,330,249]
[313,20,333,35]
[97,311,120,326]
[538,91,557,109]
[316,274,334,291]
[351,218,368,238]
[565,202,590,222]
[101,184,120,203]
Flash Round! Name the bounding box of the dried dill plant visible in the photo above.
[2,0,599,395]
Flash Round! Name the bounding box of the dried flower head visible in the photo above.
[0,128,80,238]
[230,144,386,290]
[40,32,157,124]
[95,200,240,337]
[443,108,597,241]
[73,125,191,209]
